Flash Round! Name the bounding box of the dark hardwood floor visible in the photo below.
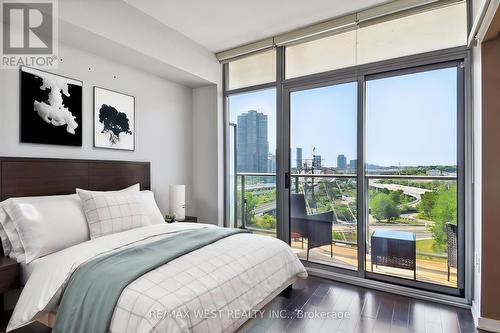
[2,276,479,333]
[239,276,479,333]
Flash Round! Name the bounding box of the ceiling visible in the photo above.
[123,0,392,52]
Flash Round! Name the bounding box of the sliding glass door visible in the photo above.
[288,81,358,270]
[282,62,464,295]
[364,65,462,290]
[223,48,466,297]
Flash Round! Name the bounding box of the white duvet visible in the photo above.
[8,223,307,332]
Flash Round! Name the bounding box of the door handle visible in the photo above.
[285,172,290,189]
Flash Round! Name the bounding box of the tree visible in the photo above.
[389,190,403,205]
[370,192,400,222]
[334,204,355,222]
[430,186,457,251]
[244,192,257,225]
[99,104,132,144]
[416,185,457,251]
[417,191,437,219]
[254,214,276,230]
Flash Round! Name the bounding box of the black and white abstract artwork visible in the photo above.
[20,66,83,146]
[93,87,135,151]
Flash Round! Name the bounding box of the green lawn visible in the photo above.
[416,238,447,262]
[416,238,436,252]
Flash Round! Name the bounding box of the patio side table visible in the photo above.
[371,230,416,280]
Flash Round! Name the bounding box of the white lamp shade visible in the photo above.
[169,185,185,220]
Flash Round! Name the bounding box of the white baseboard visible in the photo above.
[478,316,500,332]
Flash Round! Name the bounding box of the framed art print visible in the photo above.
[20,66,83,146]
[93,87,135,151]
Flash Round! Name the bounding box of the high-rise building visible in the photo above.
[268,153,276,173]
[296,148,302,170]
[350,159,357,171]
[337,154,347,170]
[237,110,269,172]
[313,155,322,170]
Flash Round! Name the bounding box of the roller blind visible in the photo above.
[356,2,467,65]
[225,1,467,85]
[285,30,357,79]
[284,1,467,79]
[226,49,276,90]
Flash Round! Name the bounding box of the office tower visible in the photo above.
[313,155,322,170]
[268,153,276,173]
[237,110,269,172]
[350,159,357,171]
[337,154,347,170]
[296,148,302,170]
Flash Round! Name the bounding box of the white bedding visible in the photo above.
[8,223,307,332]
[19,261,37,285]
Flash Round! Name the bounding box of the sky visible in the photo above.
[229,67,458,168]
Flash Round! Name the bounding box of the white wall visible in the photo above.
[58,0,220,86]
[55,0,224,225]
[0,43,196,217]
[192,85,220,224]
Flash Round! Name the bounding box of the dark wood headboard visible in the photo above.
[0,157,151,200]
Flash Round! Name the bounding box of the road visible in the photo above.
[251,180,434,239]
[369,181,431,207]
[254,201,276,215]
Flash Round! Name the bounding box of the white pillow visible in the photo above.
[0,202,25,262]
[4,194,90,263]
[140,191,164,224]
[0,208,12,255]
[77,188,151,239]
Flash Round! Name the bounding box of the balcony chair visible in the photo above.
[446,223,458,281]
[290,193,334,261]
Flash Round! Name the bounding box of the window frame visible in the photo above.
[362,61,465,295]
[223,45,472,305]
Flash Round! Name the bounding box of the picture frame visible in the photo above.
[93,86,135,151]
[20,66,83,146]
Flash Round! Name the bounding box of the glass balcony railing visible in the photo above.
[234,172,458,286]
[235,173,277,235]
[290,173,358,270]
[366,175,458,287]
[235,172,359,270]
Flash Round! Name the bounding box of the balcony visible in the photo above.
[234,172,457,288]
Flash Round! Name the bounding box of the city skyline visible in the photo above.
[229,67,458,169]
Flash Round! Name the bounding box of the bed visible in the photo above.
[0,157,307,333]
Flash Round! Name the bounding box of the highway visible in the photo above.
[369,181,431,206]
[249,179,435,239]
[254,201,276,215]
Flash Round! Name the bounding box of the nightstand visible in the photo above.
[0,257,19,331]
[177,216,198,222]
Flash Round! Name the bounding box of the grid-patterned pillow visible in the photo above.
[77,189,152,239]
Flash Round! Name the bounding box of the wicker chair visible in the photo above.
[446,223,458,281]
[290,194,334,261]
